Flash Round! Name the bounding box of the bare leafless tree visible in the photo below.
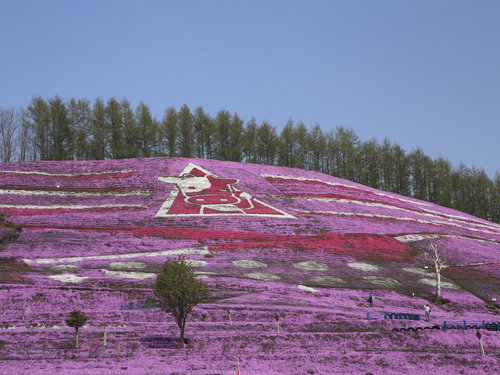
[18,108,30,161]
[424,240,448,302]
[0,107,19,162]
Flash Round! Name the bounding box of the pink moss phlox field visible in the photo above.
[1,157,499,373]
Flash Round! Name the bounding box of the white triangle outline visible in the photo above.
[155,163,296,219]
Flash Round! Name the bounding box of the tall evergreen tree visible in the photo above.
[161,106,178,157]
[294,121,309,170]
[468,167,490,219]
[430,157,452,207]
[177,104,194,158]
[214,110,231,160]
[335,126,360,182]
[379,138,395,191]
[278,119,297,168]
[228,113,244,162]
[68,98,91,160]
[26,96,51,160]
[121,99,139,158]
[89,98,108,160]
[308,124,326,172]
[409,147,432,200]
[323,130,337,176]
[256,121,278,165]
[491,172,500,223]
[393,143,411,196]
[242,117,259,163]
[106,98,124,159]
[136,102,157,158]
[193,106,210,159]
[359,138,380,189]
[48,96,72,160]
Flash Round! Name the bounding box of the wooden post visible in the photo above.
[22,308,25,321]
[117,343,120,360]
[226,309,232,325]
[103,327,107,347]
[275,314,280,335]
[476,330,485,356]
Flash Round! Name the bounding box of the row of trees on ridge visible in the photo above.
[0,96,499,223]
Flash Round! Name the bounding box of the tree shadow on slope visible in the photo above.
[140,335,192,349]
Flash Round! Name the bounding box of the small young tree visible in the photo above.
[424,240,447,303]
[66,310,88,350]
[0,212,23,245]
[153,257,210,348]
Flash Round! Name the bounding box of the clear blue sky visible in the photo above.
[1,0,499,177]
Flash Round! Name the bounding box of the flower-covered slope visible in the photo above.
[1,157,500,374]
[1,157,499,281]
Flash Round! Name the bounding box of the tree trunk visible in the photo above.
[179,323,185,348]
[76,328,79,350]
[436,269,442,301]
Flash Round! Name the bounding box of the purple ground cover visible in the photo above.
[0,157,499,373]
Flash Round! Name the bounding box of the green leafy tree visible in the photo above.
[66,310,88,350]
[153,257,210,347]
[0,212,22,245]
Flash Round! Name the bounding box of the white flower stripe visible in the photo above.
[282,195,499,233]
[102,269,156,279]
[295,210,499,236]
[0,169,131,177]
[395,234,499,245]
[263,174,499,230]
[0,189,150,197]
[0,204,148,210]
[262,174,431,206]
[23,247,209,265]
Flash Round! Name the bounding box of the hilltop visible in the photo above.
[0,157,499,374]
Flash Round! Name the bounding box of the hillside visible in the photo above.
[0,157,499,374]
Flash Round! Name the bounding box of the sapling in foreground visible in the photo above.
[66,310,88,350]
[153,256,210,348]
